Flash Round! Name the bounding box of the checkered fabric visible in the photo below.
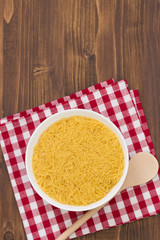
[0,79,160,240]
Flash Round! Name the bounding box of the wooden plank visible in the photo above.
[0,0,3,119]
[0,1,27,240]
[0,0,4,239]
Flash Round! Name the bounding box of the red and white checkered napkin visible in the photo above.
[0,79,160,240]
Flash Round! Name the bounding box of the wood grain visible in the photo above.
[0,0,3,119]
[0,0,160,240]
[3,0,14,24]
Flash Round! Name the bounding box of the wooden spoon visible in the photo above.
[56,152,159,240]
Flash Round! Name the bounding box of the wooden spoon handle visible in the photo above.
[56,203,106,240]
[56,153,159,240]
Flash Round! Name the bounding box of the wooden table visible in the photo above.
[0,0,160,239]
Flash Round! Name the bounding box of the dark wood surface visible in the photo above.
[0,0,160,239]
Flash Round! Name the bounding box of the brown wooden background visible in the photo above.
[0,0,160,239]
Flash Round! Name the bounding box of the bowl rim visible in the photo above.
[25,109,129,211]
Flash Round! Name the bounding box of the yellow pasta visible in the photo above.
[32,116,124,206]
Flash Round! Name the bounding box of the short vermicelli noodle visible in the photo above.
[32,116,124,205]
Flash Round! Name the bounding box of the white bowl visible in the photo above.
[26,109,129,211]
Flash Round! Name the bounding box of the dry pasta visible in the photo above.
[32,116,124,205]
